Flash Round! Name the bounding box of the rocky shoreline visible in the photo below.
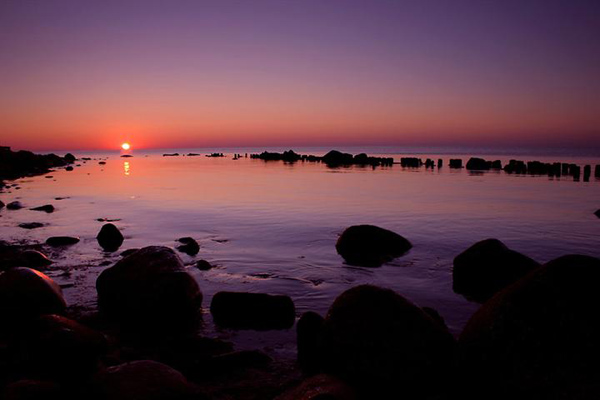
[1,149,599,399]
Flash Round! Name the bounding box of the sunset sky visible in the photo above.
[0,0,599,151]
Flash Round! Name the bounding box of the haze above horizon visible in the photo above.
[1,0,599,152]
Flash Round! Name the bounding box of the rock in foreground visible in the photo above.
[93,360,195,400]
[321,285,454,397]
[0,267,66,320]
[96,246,202,330]
[459,255,600,399]
[210,291,295,330]
[336,225,412,267]
[45,236,80,246]
[453,238,540,302]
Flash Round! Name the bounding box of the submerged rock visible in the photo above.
[210,291,295,330]
[93,360,194,400]
[96,223,124,252]
[195,259,213,271]
[18,222,45,229]
[45,236,80,246]
[453,239,540,302]
[0,267,66,320]
[321,285,455,397]
[6,201,23,210]
[96,246,202,330]
[458,255,600,399]
[30,204,55,213]
[336,225,412,267]
[176,237,200,256]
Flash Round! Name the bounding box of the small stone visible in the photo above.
[176,237,200,256]
[19,222,45,229]
[46,236,80,246]
[6,201,24,210]
[30,204,55,213]
[195,259,213,271]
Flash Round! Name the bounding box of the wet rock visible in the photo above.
[453,239,540,302]
[275,374,358,400]
[96,246,202,329]
[336,225,412,267]
[297,311,324,373]
[120,248,139,257]
[96,223,124,252]
[6,201,23,210]
[321,285,455,397]
[595,209,600,218]
[93,360,195,400]
[0,267,66,320]
[45,236,80,246]
[449,159,463,168]
[64,153,76,163]
[195,259,213,271]
[18,250,53,269]
[18,222,45,229]
[99,161,106,165]
[30,204,54,213]
[458,255,600,399]
[7,314,107,379]
[1,380,61,400]
[176,237,199,256]
[210,291,295,330]
[466,157,492,170]
[65,166,73,171]
[0,147,73,182]
[322,150,354,166]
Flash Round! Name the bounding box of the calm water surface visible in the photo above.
[1,149,599,358]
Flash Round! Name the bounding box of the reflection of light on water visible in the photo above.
[123,161,130,176]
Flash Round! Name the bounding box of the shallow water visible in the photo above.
[1,149,599,359]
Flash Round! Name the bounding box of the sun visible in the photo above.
[121,142,131,151]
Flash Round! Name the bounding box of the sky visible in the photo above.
[0,0,599,151]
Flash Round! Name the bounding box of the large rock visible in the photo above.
[453,239,540,302]
[321,285,454,397]
[176,237,199,256]
[93,360,195,400]
[6,201,23,210]
[336,225,412,267]
[210,291,295,330]
[0,267,66,320]
[458,255,600,399]
[96,223,124,252]
[7,314,107,379]
[275,374,358,400]
[297,311,324,373]
[96,246,202,329]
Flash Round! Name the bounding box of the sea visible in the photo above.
[1,146,599,360]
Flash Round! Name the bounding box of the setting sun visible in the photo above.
[121,143,131,151]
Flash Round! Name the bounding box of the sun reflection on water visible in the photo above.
[123,161,130,176]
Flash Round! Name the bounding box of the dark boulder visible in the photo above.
[18,222,45,230]
[322,150,354,166]
[6,314,107,380]
[96,223,124,252]
[297,311,324,373]
[0,267,66,320]
[336,225,412,267]
[63,153,76,163]
[176,237,199,256]
[595,209,600,218]
[458,255,600,399]
[30,204,54,213]
[93,360,195,400]
[65,166,73,171]
[195,259,213,271]
[120,248,139,257]
[449,159,463,168]
[274,374,358,400]
[466,157,491,170]
[45,236,80,246]
[210,291,295,330]
[453,239,540,302]
[321,285,455,397]
[1,380,61,400]
[6,201,23,210]
[96,246,202,329]
[18,250,53,269]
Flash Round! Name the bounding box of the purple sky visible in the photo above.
[0,0,599,151]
